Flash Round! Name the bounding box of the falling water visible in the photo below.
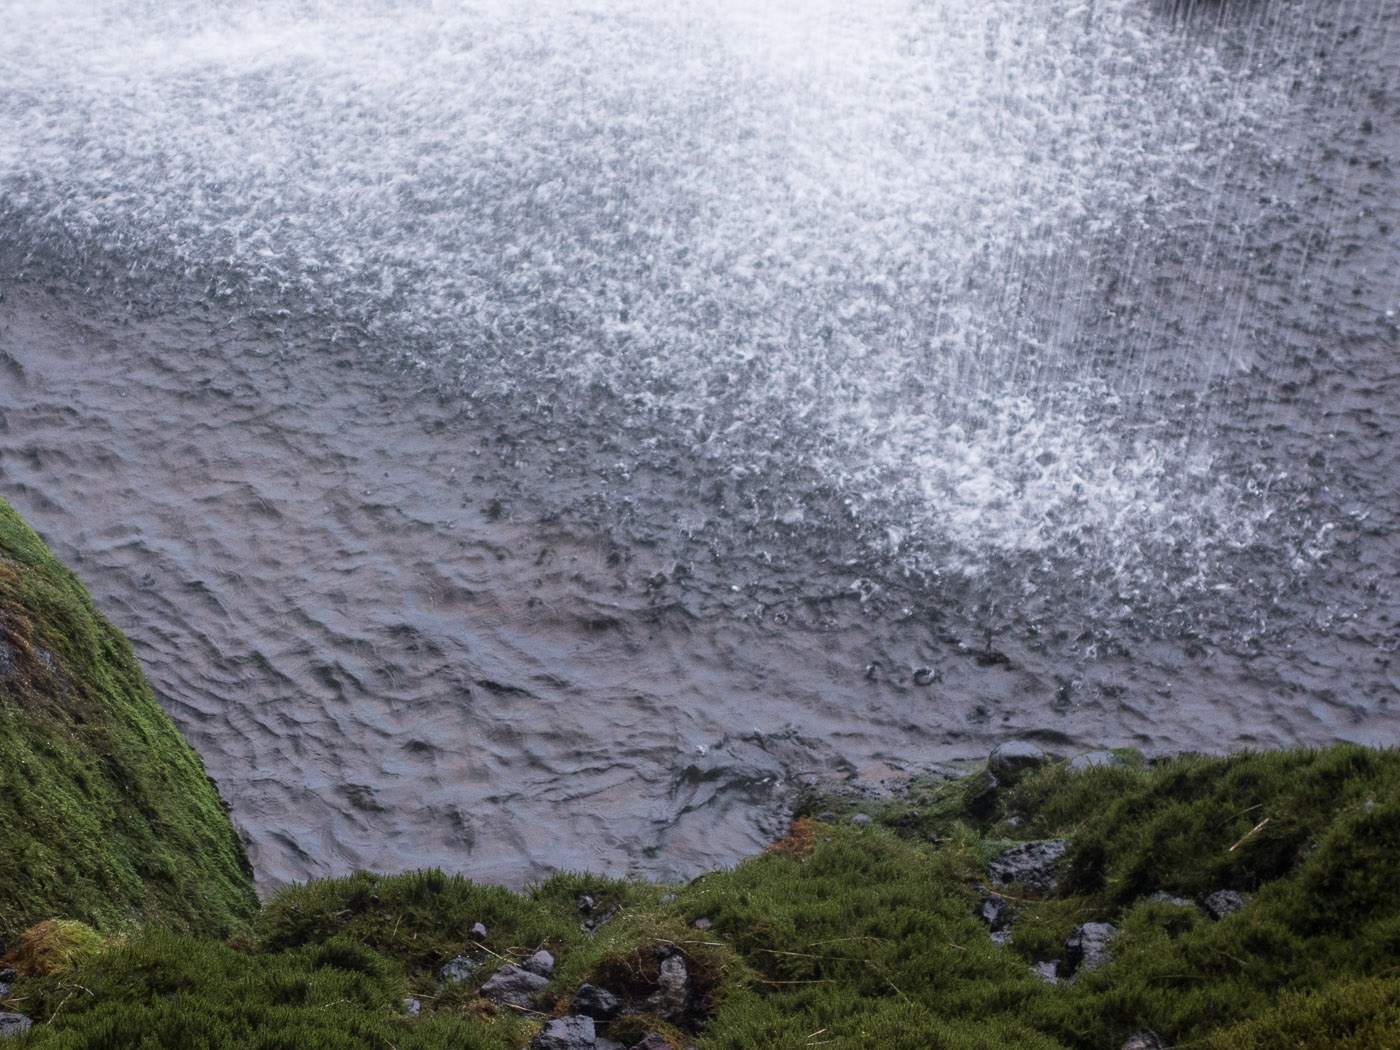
[1,0,1396,887]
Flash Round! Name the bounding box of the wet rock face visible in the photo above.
[1064,922,1116,977]
[987,839,1067,893]
[478,964,549,1009]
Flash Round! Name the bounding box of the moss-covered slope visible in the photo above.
[6,745,1398,1049]
[0,498,257,940]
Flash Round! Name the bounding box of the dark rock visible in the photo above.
[643,954,690,1022]
[1069,750,1122,772]
[1030,961,1059,984]
[470,921,488,940]
[596,1040,626,1050]
[523,949,555,977]
[0,1014,32,1038]
[531,1015,596,1050]
[580,906,619,934]
[988,741,1048,782]
[1065,922,1116,977]
[573,983,623,1020]
[404,997,421,1017]
[850,813,874,827]
[1203,890,1248,920]
[438,956,478,986]
[629,1035,671,1050]
[966,768,1000,820]
[1120,1030,1164,1050]
[479,964,549,1008]
[0,968,11,1000]
[577,894,596,914]
[980,893,1013,932]
[987,839,1067,893]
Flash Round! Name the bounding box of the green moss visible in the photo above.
[10,926,534,1050]
[0,498,257,940]
[1201,975,1400,1050]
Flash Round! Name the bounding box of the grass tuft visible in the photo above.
[2,920,105,977]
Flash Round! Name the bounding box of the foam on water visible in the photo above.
[2,1,1284,572]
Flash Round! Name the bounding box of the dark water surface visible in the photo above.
[1,0,1397,888]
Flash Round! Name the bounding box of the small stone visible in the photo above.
[1203,890,1248,920]
[1069,750,1122,772]
[596,1040,627,1050]
[0,1014,32,1038]
[988,741,1048,783]
[404,997,421,1017]
[965,768,1000,821]
[644,954,690,1022]
[692,918,713,930]
[628,1034,671,1050]
[981,894,1013,931]
[580,905,620,934]
[1148,891,1194,909]
[989,930,1011,945]
[470,921,488,940]
[531,1015,596,1050]
[573,983,623,1020]
[851,813,874,827]
[987,839,1067,893]
[438,956,478,986]
[577,894,597,914]
[522,950,556,977]
[1065,922,1116,977]
[1030,961,1059,985]
[479,964,549,1009]
[1120,1030,1164,1050]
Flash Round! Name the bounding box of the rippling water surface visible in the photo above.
[1,0,1396,887]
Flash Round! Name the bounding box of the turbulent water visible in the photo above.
[1,0,1396,888]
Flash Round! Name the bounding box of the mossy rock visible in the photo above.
[0,498,257,939]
